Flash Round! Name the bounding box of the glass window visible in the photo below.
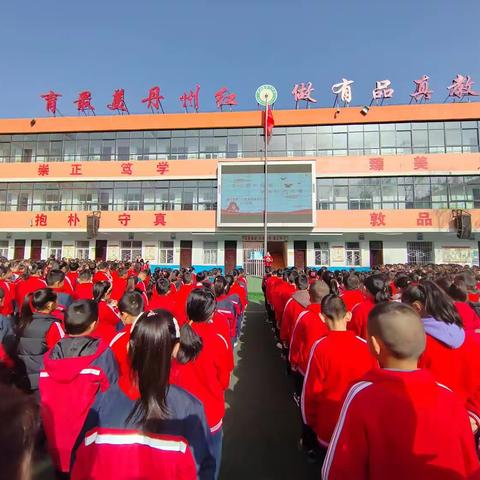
[120,241,142,262]
[0,240,8,258]
[348,132,363,149]
[49,241,62,259]
[159,241,174,264]
[76,241,90,259]
[412,129,428,147]
[428,129,445,148]
[332,133,347,149]
[314,242,329,265]
[203,241,218,264]
[345,242,361,266]
[407,242,434,264]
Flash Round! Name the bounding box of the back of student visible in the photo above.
[39,300,118,474]
[323,302,479,480]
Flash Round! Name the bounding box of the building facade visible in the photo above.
[0,103,479,271]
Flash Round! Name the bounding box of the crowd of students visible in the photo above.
[0,258,248,480]
[264,265,480,479]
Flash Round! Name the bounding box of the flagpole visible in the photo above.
[264,96,269,263]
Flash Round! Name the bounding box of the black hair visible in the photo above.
[155,277,171,296]
[93,281,111,303]
[187,288,216,323]
[69,261,79,272]
[213,276,228,298]
[127,310,202,424]
[118,291,145,317]
[321,294,347,321]
[19,288,57,332]
[402,280,463,327]
[364,274,390,304]
[287,270,299,284]
[447,278,468,303]
[295,274,309,291]
[345,274,360,290]
[394,274,411,290]
[78,269,92,282]
[65,300,98,335]
[46,269,65,287]
[183,271,193,284]
[196,271,207,282]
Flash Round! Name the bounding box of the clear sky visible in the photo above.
[1,0,479,118]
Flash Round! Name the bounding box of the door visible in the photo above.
[14,239,25,259]
[293,241,307,269]
[180,240,193,268]
[369,241,384,267]
[267,241,287,269]
[95,240,107,261]
[31,239,42,260]
[224,240,237,274]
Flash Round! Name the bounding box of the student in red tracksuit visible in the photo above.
[170,288,233,479]
[110,291,145,397]
[65,261,79,288]
[213,276,237,342]
[339,274,365,312]
[73,269,94,301]
[0,265,14,318]
[92,262,111,284]
[91,281,121,343]
[289,280,330,376]
[402,281,480,432]
[16,288,65,393]
[447,279,480,334]
[15,262,47,312]
[274,271,297,329]
[72,310,215,480]
[302,295,377,450]
[348,274,390,340]
[323,302,480,480]
[109,267,128,303]
[149,278,186,324]
[175,272,196,319]
[280,274,310,347]
[39,300,118,476]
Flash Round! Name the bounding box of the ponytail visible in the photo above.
[177,323,203,364]
[18,288,57,332]
[213,276,228,298]
[329,279,339,296]
[93,281,111,303]
[364,274,390,304]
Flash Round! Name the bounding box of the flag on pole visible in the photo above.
[264,103,275,143]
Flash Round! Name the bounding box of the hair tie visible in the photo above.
[172,317,180,339]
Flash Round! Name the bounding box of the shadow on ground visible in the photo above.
[221,300,321,480]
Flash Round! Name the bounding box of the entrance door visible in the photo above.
[294,241,307,269]
[180,241,193,268]
[224,241,237,275]
[267,241,286,269]
[14,239,25,259]
[369,241,384,267]
[31,239,42,260]
[95,240,107,261]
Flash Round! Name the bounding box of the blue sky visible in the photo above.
[1,0,479,118]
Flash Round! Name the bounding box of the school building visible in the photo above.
[0,102,479,271]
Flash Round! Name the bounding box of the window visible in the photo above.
[314,242,329,266]
[120,241,142,262]
[159,241,174,264]
[407,242,434,265]
[345,242,361,266]
[0,240,8,258]
[50,241,62,259]
[203,241,218,265]
[76,241,90,259]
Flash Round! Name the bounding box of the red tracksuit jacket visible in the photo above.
[149,293,187,325]
[322,369,480,480]
[455,301,480,334]
[348,298,376,340]
[73,282,94,301]
[273,282,296,326]
[301,331,377,446]
[15,275,47,309]
[0,279,14,316]
[39,337,117,472]
[289,304,328,375]
[170,321,232,433]
[280,292,309,344]
[340,289,365,312]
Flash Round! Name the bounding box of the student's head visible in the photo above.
[309,280,330,304]
[0,385,38,480]
[394,274,411,292]
[183,271,193,285]
[295,274,309,291]
[345,274,360,291]
[65,300,98,335]
[98,261,108,271]
[155,277,171,296]
[367,302,426,367]
[457,271,476,292]
[118,291,144,325]
[138,270,148,282]
[321,295,351,330]
[364,274,390,304]
[402,280,462,327]
[78,269,92,283]
[213,276,228,298]
[187,288,216,323]
[46,269,65,288]
[447,278,468,303]
[93,281,112,302]
[19,288,57,332]
[287,270,299,285]
[127,310,202,425]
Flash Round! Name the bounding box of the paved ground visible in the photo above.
[35,277,321,479]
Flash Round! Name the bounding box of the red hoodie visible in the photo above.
[39,337,117,473]
[322,369,479,480]
[348,297,376,340]
[301,331,377,446]
[170,322,232,432]
[289,304,328,375]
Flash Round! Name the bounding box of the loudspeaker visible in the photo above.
[87,214,100,239]
[456,214,472,239]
